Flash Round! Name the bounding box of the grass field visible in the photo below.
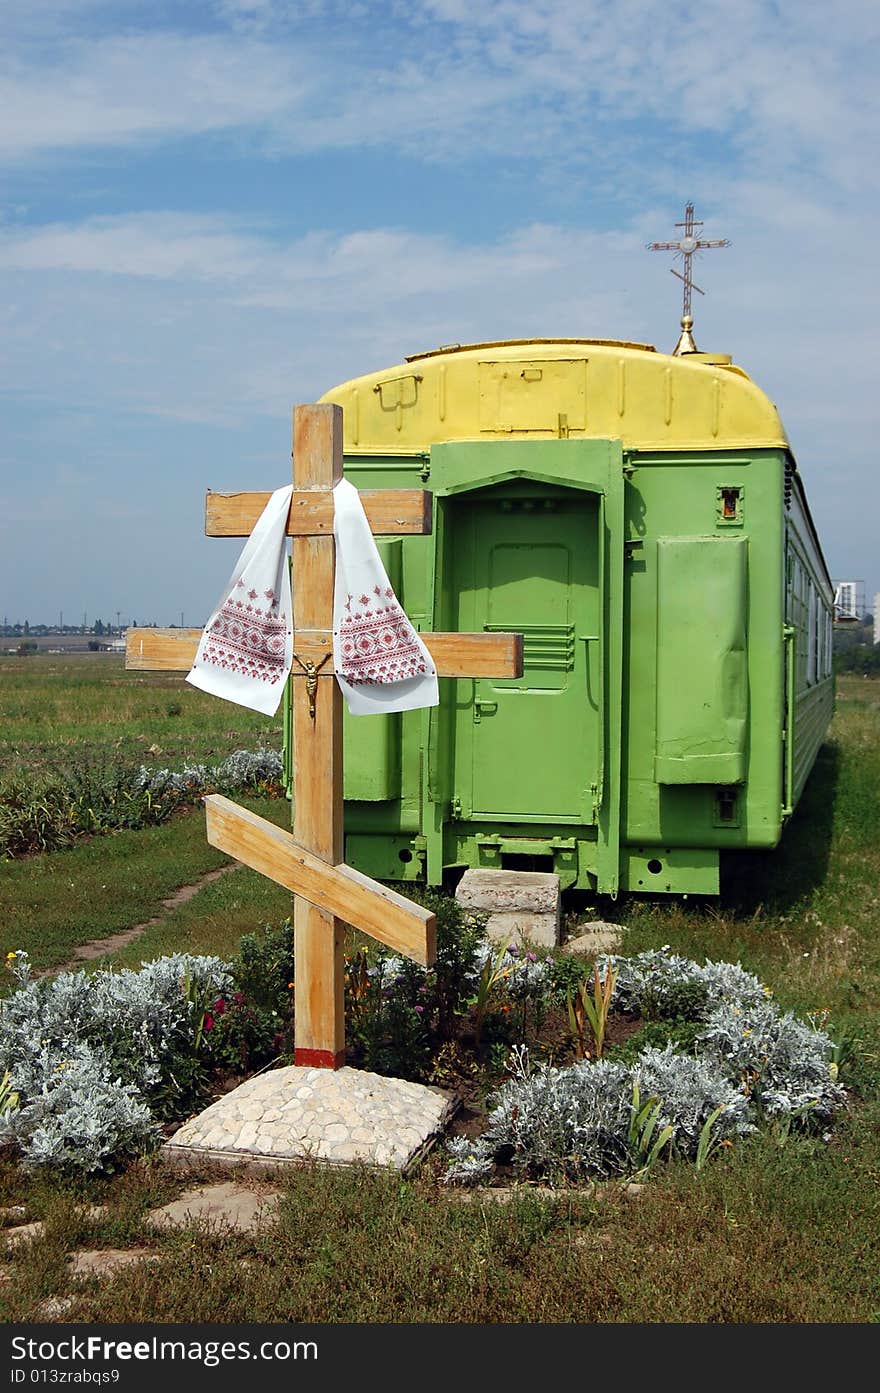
[0,653,278,784]
[0,661,878,1324]
[0,797,291,975]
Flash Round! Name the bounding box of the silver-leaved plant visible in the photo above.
[0,952,232,1173]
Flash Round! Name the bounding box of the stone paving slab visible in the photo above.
[161,1065,458,1176]
[69,1248,160,1279]
[564,922,626,956]
[1,1204,112,1253]
[37,1296,77,1319]
[3,1221,45,1249]
[447,1185,571,1204]
[147,1182,280,1233]
[455,868,560,914]
[445,1180,644,1204]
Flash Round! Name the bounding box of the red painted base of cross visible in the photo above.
[126,403,522,1068]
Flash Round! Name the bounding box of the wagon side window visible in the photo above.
[807,583,817,684]
[816,598,824,680]
[792,557,806,686]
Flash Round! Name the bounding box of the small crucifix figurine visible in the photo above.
[128,403,522,1069]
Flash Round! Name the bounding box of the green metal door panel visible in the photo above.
[342,707,400,799]
[620,451,784,851]
[456,495,599,820]
[655,536,748,784]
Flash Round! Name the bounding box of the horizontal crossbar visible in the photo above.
[125,628,523,678]
[205,488,433,537]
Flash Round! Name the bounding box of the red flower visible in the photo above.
[203,1014,214,1031]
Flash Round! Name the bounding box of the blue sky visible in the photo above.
[1,0,878,628]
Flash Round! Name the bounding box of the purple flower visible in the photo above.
[414,1005,424,1014]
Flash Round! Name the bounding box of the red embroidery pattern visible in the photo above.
[200,585,287,686]
[338,589,432,685]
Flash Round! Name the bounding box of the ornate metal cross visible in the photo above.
[648,201,730,324]
[127,403,522,1068]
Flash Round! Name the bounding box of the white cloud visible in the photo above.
[0,213,654,428]
[0,212,265,279]
[0,33,306,158]
[0,1,876,199]
[1,199,874,464]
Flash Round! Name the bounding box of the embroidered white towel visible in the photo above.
[332,478,439,715]
[185,484,294,716]
[186,478,438,717]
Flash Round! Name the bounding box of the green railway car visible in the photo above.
[294,336,833,898]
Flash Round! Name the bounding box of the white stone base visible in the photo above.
[160,1066,458,1176]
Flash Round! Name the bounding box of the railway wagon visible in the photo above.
[299,336,833,898]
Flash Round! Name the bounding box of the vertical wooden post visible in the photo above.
[291,403,346,1068]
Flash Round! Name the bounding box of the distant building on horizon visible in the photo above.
[833,579,864,624]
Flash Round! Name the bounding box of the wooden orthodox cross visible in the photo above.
[127,403,522,1068]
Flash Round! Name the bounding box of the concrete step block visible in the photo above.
[455,869,561,949]
[455,868,560,914]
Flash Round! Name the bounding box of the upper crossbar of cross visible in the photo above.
[127,403,522,1068]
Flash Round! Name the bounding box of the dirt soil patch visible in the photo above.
[429,1007,646,1143]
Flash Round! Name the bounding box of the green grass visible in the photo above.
[0,652,279,783]
[0,671,878,1322]
[0,796,289,977]
[101,844,294,971]
[1,1129,878,1322]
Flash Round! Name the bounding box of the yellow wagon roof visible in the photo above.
[319,338,789,455]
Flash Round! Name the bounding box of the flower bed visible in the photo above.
[0,748,283,858]
[0,915,848,1181]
